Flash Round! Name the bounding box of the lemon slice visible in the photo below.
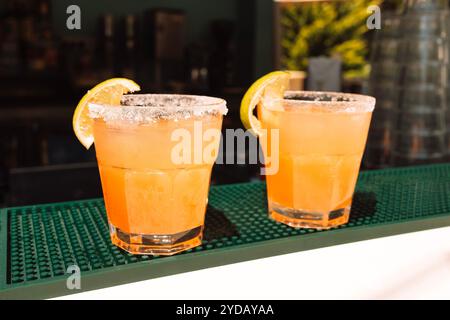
[73,78,140,149]
[240,71,290,136]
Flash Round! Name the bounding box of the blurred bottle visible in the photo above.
[208,20,235,91]
[391,3,449,166]
[0,0,22,76]
[145,9,186,88]
[186,42,209,93]
[97,14,117,78]
[365,13,400,169]
[23,0,59,73]
[367,2,450,167]
[37,0,59,72]
[118,14,140,79]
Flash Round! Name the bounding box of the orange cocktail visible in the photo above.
[259,91,374,229]
[89,94,227,255]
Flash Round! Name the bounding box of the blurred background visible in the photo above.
[0,0,448,206]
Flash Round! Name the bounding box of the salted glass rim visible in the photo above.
[88,94,228,122]
[91,93,226,109]
[267,90,376,113]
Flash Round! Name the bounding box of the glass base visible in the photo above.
[269,202,350,230]
[110,224,203,255]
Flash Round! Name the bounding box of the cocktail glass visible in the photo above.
[89,94,227,255]
[259,91,375,229]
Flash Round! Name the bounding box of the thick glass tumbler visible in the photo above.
[259,91,375,229]
[89,94,227,255]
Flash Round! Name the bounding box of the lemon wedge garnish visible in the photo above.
[73,78,140,149]
[240,71,290,136]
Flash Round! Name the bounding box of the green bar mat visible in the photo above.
[1,163,450,299]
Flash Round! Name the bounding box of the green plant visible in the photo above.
[280,0,383,78]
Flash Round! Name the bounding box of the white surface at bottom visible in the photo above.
[54,226,450,300]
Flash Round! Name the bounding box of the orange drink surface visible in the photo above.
[259,91,374,229]
[90,94,227,255]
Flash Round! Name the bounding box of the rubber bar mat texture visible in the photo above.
[1,164,450,299]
